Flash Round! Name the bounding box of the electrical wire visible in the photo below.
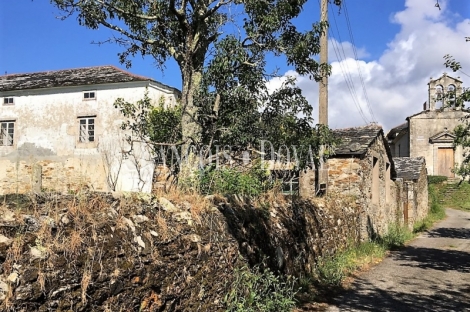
[326,0,370,124]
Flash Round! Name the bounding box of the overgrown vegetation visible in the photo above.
[379,224,414,249]
[427,175,448,185]
[312,222,415,288]
[312,241,387,287]
[198,163,274,196]
[413,181,447,232]
[224,263,297,312]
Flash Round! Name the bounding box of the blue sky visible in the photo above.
[1,0,469,130]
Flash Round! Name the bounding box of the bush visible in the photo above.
[378,224,414,249]
[224,264,297,312]
[427,175,448,185]
[199,162,273,196]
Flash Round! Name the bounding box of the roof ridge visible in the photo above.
[0,65,152,79]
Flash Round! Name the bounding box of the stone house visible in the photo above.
[0,66,180,194]
[301,125,428,239]
[388,73,468,177]
[393,157,429,229]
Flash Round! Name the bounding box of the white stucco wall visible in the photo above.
[0,81,179,194]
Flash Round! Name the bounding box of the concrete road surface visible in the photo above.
[327,208,470,312]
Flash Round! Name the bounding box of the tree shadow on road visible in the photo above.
[331,279,470,312]
[393,246,470,273]
[328,226,470,311]
[425,227,470,239]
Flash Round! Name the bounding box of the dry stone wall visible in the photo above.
[0,192,360,311]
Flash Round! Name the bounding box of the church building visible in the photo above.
[387,73,468,177]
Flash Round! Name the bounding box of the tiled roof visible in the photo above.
[393,157,425,180]
[0,65,175,92]
[332,125,383,156]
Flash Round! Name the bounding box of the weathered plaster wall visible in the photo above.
[409,110,465,175]
[0,82,178,194]
[391,133,410,157]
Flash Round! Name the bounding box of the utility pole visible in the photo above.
[317,0,328,195]
[319,0,328,125]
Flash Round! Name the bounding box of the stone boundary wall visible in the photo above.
[0,157,107,195]
[0,192,360,310]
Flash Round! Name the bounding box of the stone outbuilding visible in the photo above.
[388,73,468,177]
[301,125,408,240]
[393,157,429,229]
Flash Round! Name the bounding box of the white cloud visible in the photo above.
[267,0,470,131]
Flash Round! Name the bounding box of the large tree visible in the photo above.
[51,0,337,145]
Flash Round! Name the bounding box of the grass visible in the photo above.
[312,241,387,287]
[439,182,470,211]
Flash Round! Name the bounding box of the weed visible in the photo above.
[413,183,446,233]
[312,241,386,287]
[199,161,273,196]
[224,263,297,312]
[378,223,414,249]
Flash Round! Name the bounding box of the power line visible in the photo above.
[327,1,370,124]
[342,0,377,122]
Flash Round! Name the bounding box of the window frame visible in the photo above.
[3,97,14,105]
[0,120,15,147]
[83,91,97,101]
[78,116,96,143]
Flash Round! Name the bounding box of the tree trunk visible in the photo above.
[178,66,203,190]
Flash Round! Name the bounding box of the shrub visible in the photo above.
[199,162,273,196]
[378,223,414,249]
[224,264,297,312]
[427,175,448,185]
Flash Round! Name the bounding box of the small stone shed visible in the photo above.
[393,157,429,229]
[300,125,420,240]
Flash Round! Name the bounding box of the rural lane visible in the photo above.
[327,208,470,312]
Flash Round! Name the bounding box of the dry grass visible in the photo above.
[156,213,170,241]
[81,269,92,304]
[154,187,213,228]
[68,229,84,256]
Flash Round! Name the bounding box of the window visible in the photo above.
[372,157,379,204]
[0,121,14,146]
[385,163,391,203]
[3,97,14,105]
[78,117,95,143]
[282,177,299,195]
[83,91,96,100]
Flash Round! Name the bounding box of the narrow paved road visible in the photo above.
[327,208,470,312]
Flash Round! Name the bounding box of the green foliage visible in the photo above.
[147,98,182,144]
[312,242,386,287]
[378,224,414,250]
[199,162,273,196]
[427,175,448,185]
[414,184,446,232]
[51,0,342,173]
[443,44,470,179]
[224,264,297,312]
[115,92,182,147]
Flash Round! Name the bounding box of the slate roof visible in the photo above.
[393,157,425,180]
[386,122,408,141]
[0,65,177,92]
[332,125,383,156]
